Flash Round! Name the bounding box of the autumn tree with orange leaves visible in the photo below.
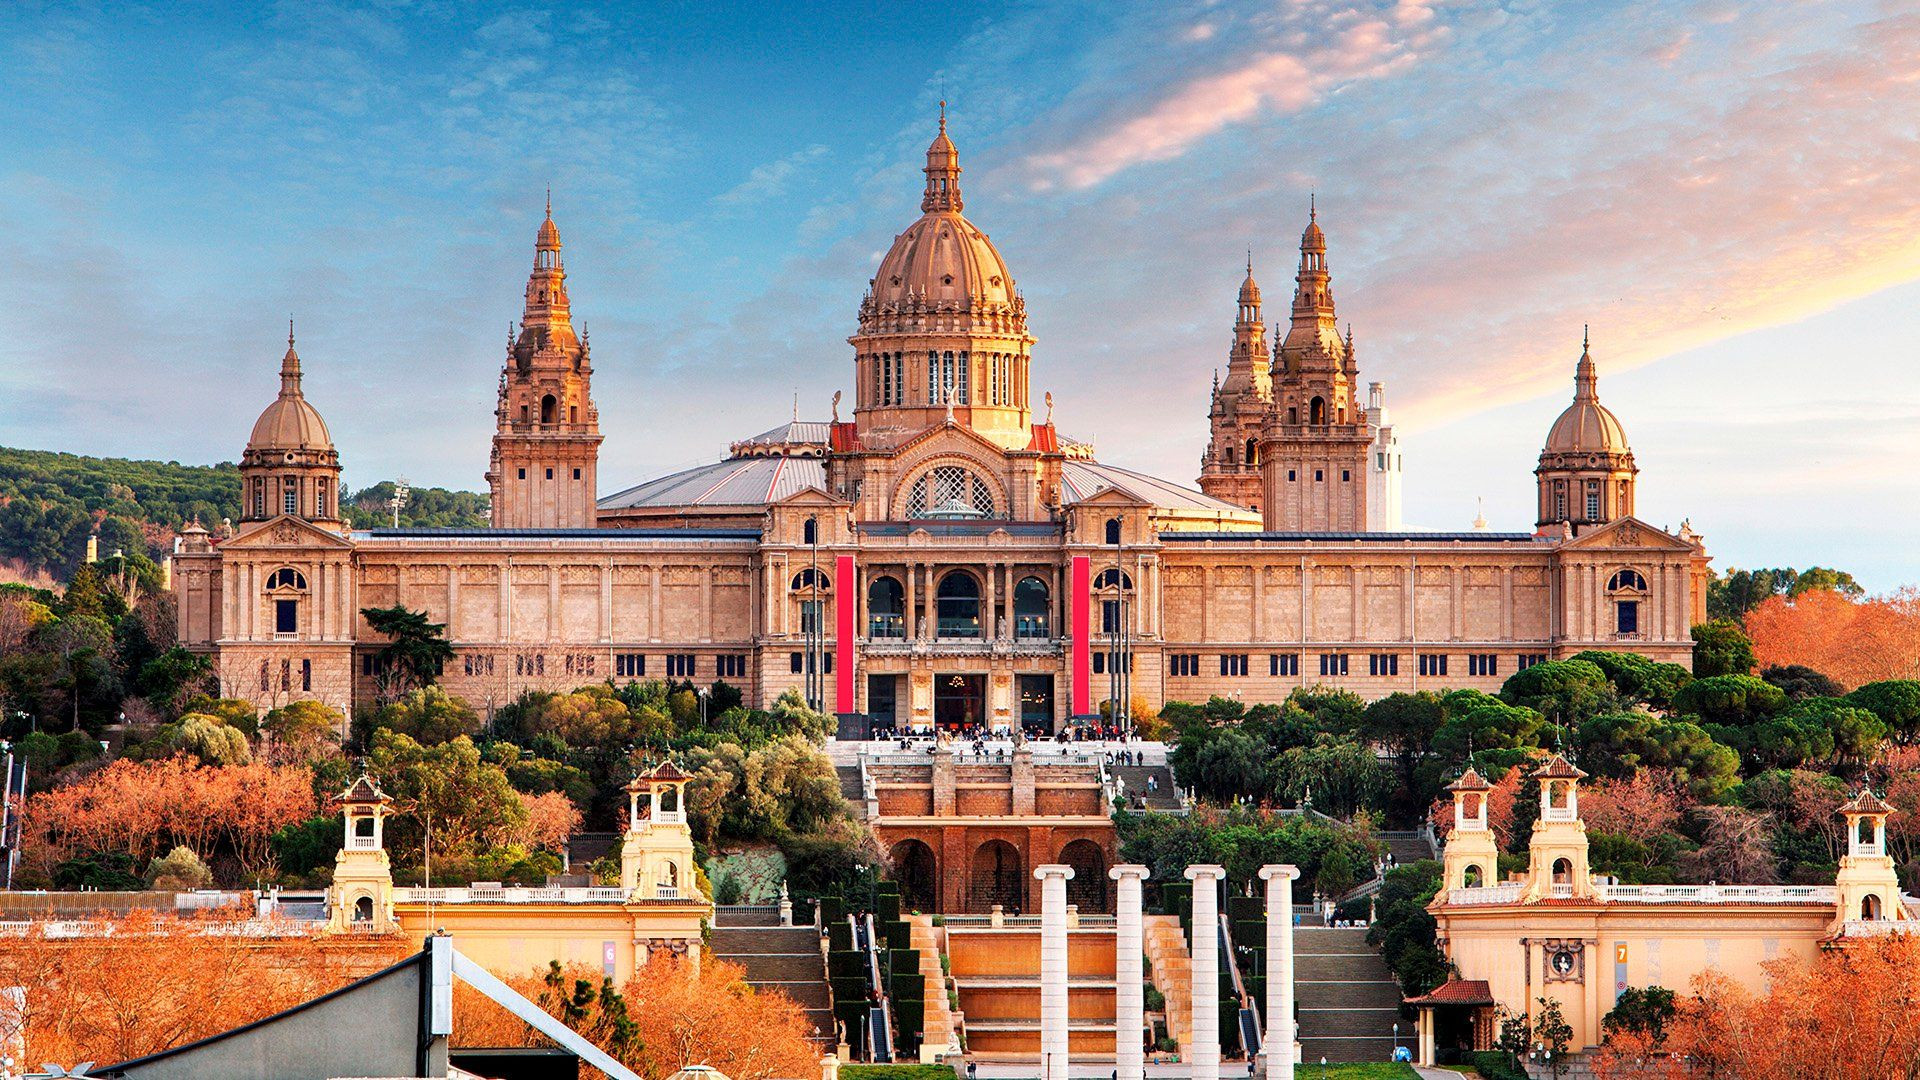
[21,755,316,885]
[455,955,821,1080]
[0,908,405,1067]
[1746,586,1920,691]
[1592,936,1920,1080]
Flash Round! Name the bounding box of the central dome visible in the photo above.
[1544,344,1630,454]
[869,213,1018,310]
[249,337,334,453]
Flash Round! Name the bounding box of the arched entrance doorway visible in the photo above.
[890,839,938,914]
[971,839,1024,914]
[1060,839,1108,913]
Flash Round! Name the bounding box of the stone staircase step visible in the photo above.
[716,904,784,927]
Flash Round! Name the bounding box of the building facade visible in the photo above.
[172,116,1710,727]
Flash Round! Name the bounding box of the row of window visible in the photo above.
[513,466,584,481]
[1283,468,1353,483]
[261,658,312,693]
[864,351,1023,408]
[1161,652,1555,678]
[789,651,836,674]
[252,476,330,519]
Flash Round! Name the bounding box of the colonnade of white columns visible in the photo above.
[1035,864,1075,1080]
[1185,865,1224,1080]
[1031,862,1297,1080]
[1258,864,1301,1080]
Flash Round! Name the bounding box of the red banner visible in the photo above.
[1071,555,1091,716]
[836,553,855,711]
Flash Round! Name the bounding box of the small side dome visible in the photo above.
[1543,334,1630,455]
[248,332,334,454]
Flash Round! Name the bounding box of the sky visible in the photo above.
[1,0,1917,587]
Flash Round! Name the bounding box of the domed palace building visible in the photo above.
[171,115,1709,729]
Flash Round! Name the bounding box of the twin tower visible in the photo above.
[1199,207,1641,536]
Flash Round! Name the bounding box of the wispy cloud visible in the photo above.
[714,144,830,210]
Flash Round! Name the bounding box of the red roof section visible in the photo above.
[1025,423,1059,453]
[1406,979,1494,1006]
[830,422,861,452]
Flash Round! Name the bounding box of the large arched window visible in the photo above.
[902,465,998,519]
[1608,568,1647,635]
[1014,576,1050,639]
[266,567,307,635]
[791,568,831,592]
[936,571,982,639]
[1104,517,1121,545]
[267,568,308,591]
[1309,396,1327,425]
[540,394,557,425]
[868,575,905,639]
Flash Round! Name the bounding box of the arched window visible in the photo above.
[936,571,982,638]
[1551,858,1573,884]
[540,395,556,425]
[1014,576,1050,639]
[868,576,905,638]
[1463,864,1484,888]
[902,465,998,519]
[1862,893,1884,920]
[1245,438,1258,466]
[267,568,309,591]
[1607,569,1648,591]
[1104,517,1122,545]
[352,896,373,923]
[1094,568,1133,592]
[1310,397,1327,425]
[803,517,818,545]
[791,568,830,591]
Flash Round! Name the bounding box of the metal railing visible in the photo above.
[394,886,628,904]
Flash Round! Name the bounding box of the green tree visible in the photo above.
[1760,664,1844,701]
[360,605,455,700]
[1603,986,1677,1044]
[1672,674,1787,727]
[1367,861,1448,996]
[1845,680,1920,744]
[367,731,530,873]
[1192,727,1269,802]
[169,712,252,765]
[145,845,215,891]
[1362,691,1445,796]
[1272,737,1393,817]
[366,686,480,746]
[1690,619,1755,676]
[1500,659,1614,724]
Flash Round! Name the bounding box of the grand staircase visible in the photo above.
[1380,830,1434,868]
[1112,764,1184,812]
[1292,923,1407,1064]
[710,905,835,1046]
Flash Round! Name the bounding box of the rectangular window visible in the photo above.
[1342,470,1351,482]
[260,660,270,691]
[275,599,297,634]
[280,659,291,691]
[1220,654,1248,677]
[1518,653,1547,671]
[573,468,581,480]
[1314,469,1324,482]
[716,655,746,679]
[283,485,298,514]
[301,658,312,691]
[1418,654,1448,677]
[1616,600,1640,634]
[1101,599,1121,634]
[1169,654,1200,677]
[546,468,554,480]
[315,479,327,517]
[615,653,646,678]
[1319,653,1349,677]
[1270,653,1300,677]
[1288,470,1297,482]
[518,468,527,480]
[1586,484,1601,520]
[1467,653,1499,677]
[800,600,822,634]
[1367,653,1399,676]
[1094,653,1133,675]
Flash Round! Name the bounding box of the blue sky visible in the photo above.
[1,1,1916,587]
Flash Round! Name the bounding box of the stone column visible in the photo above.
[1185,864,1225,1080]
[1035,863,1075,1080]
[1258,865,1301,1080]
[1111,864,1149,1080]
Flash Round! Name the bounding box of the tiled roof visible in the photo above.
[335,774,390,804]
[1532,754,1588,780]
[1447,768,1493,792]
[1405,979,1494,1006]
[1842,788,1894,815]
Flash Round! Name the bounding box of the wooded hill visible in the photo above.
[0,446,486,579]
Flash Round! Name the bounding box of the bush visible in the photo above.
[714,872,744,905]
[145,845,214,891]
[52,850,143,890]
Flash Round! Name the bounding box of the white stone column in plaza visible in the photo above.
[1185,864,1225,1080]
[1035,863,1075,1080]
[1111,863,1150,1080]
[1258,864,1302,1080]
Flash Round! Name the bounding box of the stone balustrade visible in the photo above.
[393,886,629,905]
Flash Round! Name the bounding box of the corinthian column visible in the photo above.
[1035,863,1076,1080]
[1111,864,1149,1080]
[1258,864,1302,1080]
[1185,864,1225,1080]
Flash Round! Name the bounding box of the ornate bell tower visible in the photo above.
[486,198,603,528]
[1521,755,1594,901]
[327,775,396,933]
[620,762,700,901]
[1258,203,1376,531]
[1198,259,1273,511]
[1441,767,1500,892]
[1833,788,1907,929]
